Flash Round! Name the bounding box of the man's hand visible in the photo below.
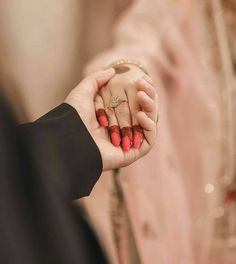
[65,68,158,171]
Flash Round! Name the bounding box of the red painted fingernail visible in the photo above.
[133,125,144,149]
[133,133,143,149]
[129,133,133,147]
[122,136,130,152]
[96,109,108,127]
[121,127,133,151]
[99,116,108,127]
[122,127,133,146]
[111,132,121,147]
[109,126,121,147]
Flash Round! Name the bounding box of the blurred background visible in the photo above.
[0,0,235,263]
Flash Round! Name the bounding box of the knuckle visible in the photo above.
[149,84,156,95]
[145,99,155,111]
[108,76,134,90]
[143,101,151,111]
[145,83,156,96]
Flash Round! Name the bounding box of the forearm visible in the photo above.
[19,103,102,200]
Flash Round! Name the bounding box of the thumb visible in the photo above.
[80,68,115,96]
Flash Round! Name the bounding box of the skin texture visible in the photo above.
[95,64,154,151]
[65,68,158,171]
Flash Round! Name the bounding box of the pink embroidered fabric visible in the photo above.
[82,0,222,264]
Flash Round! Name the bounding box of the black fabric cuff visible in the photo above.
[20,103,103,200]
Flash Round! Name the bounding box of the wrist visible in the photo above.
[106,59,149,75]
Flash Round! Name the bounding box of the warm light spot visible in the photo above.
[204,183,215,194]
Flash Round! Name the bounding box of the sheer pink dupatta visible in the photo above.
[81,0,223,263]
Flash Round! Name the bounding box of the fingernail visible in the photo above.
[121,127,133,151]
[96,109,108,127]
[99,116,108,127]
[109,126,121,147]
[121,127,133,146]
[129,133,133,147]
[133,125,144,149]
[133,133,143,149]
[111,132,121,146]
[122,136,131,152]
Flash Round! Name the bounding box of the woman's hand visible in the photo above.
[95,64,156,151]
[65,68,158,171]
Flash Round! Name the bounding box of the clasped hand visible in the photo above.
[65,66,158,171]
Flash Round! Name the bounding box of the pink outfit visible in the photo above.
[81,0,227,263]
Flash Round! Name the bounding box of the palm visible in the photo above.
[65,69,156,171]
[82,101,149,170]
[93,127,150,170]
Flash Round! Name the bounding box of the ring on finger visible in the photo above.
[109,95,128,109]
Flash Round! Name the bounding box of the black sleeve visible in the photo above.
[0,96,107,264]
[20,103,103,200]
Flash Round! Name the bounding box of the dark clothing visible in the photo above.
[0,96,107,264]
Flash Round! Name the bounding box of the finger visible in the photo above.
[81,68,115,97]
[94,94,108,127]
[126,88,144,149]
[108,125,121,147]
[120,126,133,152]
[91,68,115,87]
[136,77,157,100]
[133,125,144,149]
[137,91,158,123]
[137,111,157,146]
[111,90,133,152]
[143,74,154,85]
[100,86,121,147]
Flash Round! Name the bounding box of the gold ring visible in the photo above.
[109,95,127,109]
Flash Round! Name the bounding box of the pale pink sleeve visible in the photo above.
[84,0,174,77]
